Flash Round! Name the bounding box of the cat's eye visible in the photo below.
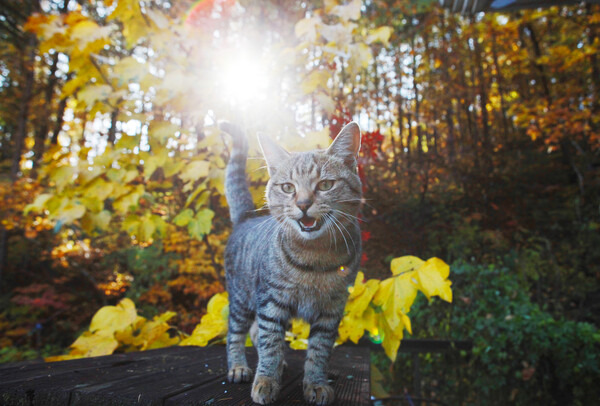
[281,183,295,194]
[317,180,335,191]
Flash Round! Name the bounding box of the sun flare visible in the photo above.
[218,52,271,107]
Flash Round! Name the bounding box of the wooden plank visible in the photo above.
[69,351,228,406]
[165,346,370,406]
[0,347,223,406]
[0,345,370,406]
[275,346,370,406]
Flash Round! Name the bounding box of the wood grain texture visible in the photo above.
[0,346,370,406]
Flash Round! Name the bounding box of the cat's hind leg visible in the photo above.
[226,300,254,383]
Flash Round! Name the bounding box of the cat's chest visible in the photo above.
[282,271,349,317]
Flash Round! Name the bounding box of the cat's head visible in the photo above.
[259,122,362,240]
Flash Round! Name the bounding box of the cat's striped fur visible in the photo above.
[221,122,362,405]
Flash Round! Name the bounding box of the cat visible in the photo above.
[220,121,362,405]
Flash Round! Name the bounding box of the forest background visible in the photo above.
[1,0,599,404]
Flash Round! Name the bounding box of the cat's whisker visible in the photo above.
[326,213,351,255]
[331,212,358,253]
[330,209,362,222]
[323,214,337,252]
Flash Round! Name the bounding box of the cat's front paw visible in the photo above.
[227,365,252,383]
[303,381,335,406]
[251,375,280,405]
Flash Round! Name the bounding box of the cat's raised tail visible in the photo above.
[220,122,255,226]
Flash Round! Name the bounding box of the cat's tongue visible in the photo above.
[300,216,316,228]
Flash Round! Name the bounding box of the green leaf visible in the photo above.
[301,70,331,94]
[113,185,144,214]
[366,26,393,47]
[24,193,52,214]
[179,160,210,183]
[50,165,76,192]
[173,209,194,226]
[187,209,214,240]
[77,84,112,107]
[57,202,86,224]
[149,121,180,144]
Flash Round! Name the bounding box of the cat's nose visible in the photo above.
[296,199,313,214]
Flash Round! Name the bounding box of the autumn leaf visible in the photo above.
[180,292,228,346]
[390,256,425,275]
[24,193,52,214]
[188,209,214,240]
[69,331,119,357]
[301,70,331,94]
[77,84,112,107]
[331,0,362,21]
[295,17,320,41]
[89,298,137,336]
[415,257,453,303]
[173,209,194,226]
[179,160,210,183]
[366,26,393,47]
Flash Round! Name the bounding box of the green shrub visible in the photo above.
[376,261,600,405]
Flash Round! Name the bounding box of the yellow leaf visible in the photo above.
[146,8,170,29]
[45,354,83,362]
[315,93,336,114]
[331,0,362,21]
[338,273,379,343]
[143,149,168,179]
[84,177,114,201]
[180,292,228,347]
[50,165,75,191]
[289,338,308,350]
[179,160,210,183]
[70,20,115,49]
[77,84,112,107]
[415,257,453,302]
[320,22,355,45]
[57,202,86,224]
[113,56,146,83]
[113,185,144,213]
[285,128,331,151]
[290,318,310,339]
[295,17,320,41]
[378,315,401,362]
[349,43,373,70]
[114,315,147,346]
[390,256,425,275]
[24,193,52,214]
[301,70,331,94]
[70,331,119,357]
[149,121,180,144]
[163,160,185,178]
[366,26,393,47]
[89,298,137,336]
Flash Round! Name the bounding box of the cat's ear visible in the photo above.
[258,133,290,176]
[327,121,361,167]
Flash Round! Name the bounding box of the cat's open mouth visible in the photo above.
[298,216,322,232]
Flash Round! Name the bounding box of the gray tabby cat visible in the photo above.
[220,121,362,405]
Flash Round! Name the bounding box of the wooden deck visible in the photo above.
[0,345,370,406]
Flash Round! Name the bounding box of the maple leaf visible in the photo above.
[415,258,453,303]
[188,209,214,240]
[180,292,229,346]
[89,298,138,336]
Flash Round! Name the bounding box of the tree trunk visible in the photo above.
[491,28,511,145]
[107,107,119,144]
[32,53,60,175]
[412,35,423,158]
[50,96,68,145]
[10,35,36,181]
